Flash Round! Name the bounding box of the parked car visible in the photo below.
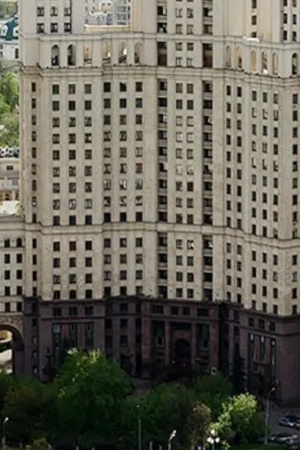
[279,415,300,428]
[270,432,298,444]
[286,439,300,449]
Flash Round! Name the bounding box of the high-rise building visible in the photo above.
[113,0,130,25]
[84,0,130,26]
[0,0,297,401]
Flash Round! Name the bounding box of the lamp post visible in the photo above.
[137,405,142,450]
[264,387,276,445]
[207,429,220,450]
[2,417,9,450]
[168,430,177,450]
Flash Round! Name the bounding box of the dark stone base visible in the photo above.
[18,297,300,404]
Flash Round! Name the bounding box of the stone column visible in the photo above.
[191,323,197,365]
[141,302,152,378]
[165,321,170,365]
[209,311,219,369]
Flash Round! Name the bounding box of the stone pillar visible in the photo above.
[191,323,197,365]
[165,321,170,365]
[14,347,25,376]
[112,318,120,363]
[94,303,105,351]
[209,311,219,369]
[141,302,152,378]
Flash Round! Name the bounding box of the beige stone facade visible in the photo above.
[0,0,299,401]
[16,0,300,314]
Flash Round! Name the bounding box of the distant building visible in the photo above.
[113,0,130,25]
[0,0,18,20]
[0,15,19,61]
[85,0,130,26]
[0,156,19,204]
[85,10,113,26]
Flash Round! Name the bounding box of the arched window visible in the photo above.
[84,46,92,65]
[292,53,298,76]
[135,43,142,64]
[67,44,76,66]
[119,42,127,64]
[236,47,243,70]
[51,45,60,67]
[102,42,111,65]
[261,52,268,74]
[16,238,22,247]
[225,46,232,68]
[272,53,278,75]
[250,50,256,72]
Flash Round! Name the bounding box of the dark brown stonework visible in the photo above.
[239,307,300,405]
[12,296,300,404]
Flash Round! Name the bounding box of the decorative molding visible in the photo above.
[0,313,23,336]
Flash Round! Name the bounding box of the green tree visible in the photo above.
[230,351,246,394]
[0,111,19,147]
[215,393,264,444]
[0,372,16,414]
[194,373,233,419]
[25,438,51,450]
[0,93,10,118]
[187,402,211,449]
[3,378,57,444]
[54,349,132,448]
[0,70,20,147]
[210,410,232,444]
[0,71,18,111]
[137,383,196,449]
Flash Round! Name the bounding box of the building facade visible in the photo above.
[0,0,18,19]
[0,157,19,203]
[113,0,130,26]
[0,16,19,61]
[0,0,296,403]
[85,0,130,26]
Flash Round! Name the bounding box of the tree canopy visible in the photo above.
[0,354,264,449]
[137,383,196,448]
[3,377,56,443]
[213,393,264,444]
[0,71,18,111]
[187,402,212,449]
[53,349,133,447]
[0,70,19,147]
[194,372,234,419]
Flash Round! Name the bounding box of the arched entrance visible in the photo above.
[169,339,192,380]
[174,338,191,361]
[0,315,24,376]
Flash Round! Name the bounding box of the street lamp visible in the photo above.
[2,417,9,450]
[137,405,142,450]
[168,430,177,450]
[264,386,276,445]
[207,429,220,450]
